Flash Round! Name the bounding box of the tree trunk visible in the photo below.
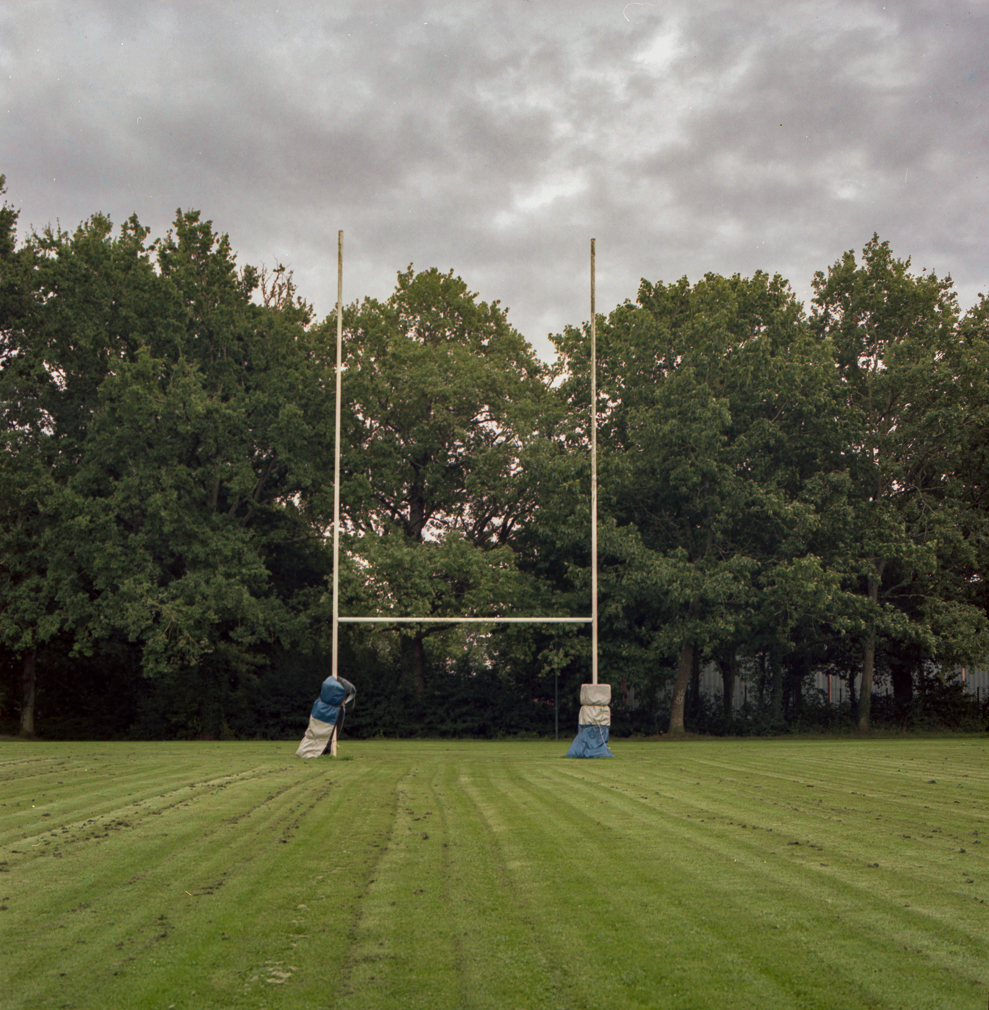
[668,641,694,735]
[686,647,701,724]
[857,565,884,730]
[669,593,700,735]
[19,647,36,738]
[769,644,784,725]
[413,633,427,697]
[857,628,876,731]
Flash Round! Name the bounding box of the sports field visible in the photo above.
[1,737,986,1009]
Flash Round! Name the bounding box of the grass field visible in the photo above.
[1,736,987,1010]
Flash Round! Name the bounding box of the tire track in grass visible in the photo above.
[2,769,288,853]
[441,755,581,1009]
[3,765,327,1006]
[0,747,292,850]
[332,749,581,1010]
[643,747,985,989]
[230,757,403,1008]
[618,745,987,911]
[0,766,313,908]
[1,751,391,1009]
[691,743,989,993]
[334,756,466,1010]
[4,740,985,1008]
[627,742,989,974]
[327,747,905,1005]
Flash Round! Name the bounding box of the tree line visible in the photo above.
[2,177,987,739]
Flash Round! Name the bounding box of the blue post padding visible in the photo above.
[311,676,356,724]
[566,724,614,758]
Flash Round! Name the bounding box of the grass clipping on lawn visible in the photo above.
[0,737,986,1009]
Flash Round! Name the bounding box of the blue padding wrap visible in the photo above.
[311,676,356,724]
[566,724,614,758]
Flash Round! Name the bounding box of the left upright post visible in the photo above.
[331,231,343,681]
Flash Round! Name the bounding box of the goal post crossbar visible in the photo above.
[338,616,591,624]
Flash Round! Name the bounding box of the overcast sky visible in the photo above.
[1,0,986,358]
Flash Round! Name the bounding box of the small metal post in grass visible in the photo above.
[555,671,559,741]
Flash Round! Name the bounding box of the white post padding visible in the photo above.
[567,682,614,758]
[296,717,336,758]
[580,683,611,706]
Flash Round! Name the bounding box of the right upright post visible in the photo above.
[565,239,613,757]
[590,238,598,687]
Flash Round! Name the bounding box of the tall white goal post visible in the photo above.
[329,234,599,686]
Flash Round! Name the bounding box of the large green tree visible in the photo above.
[337,266,553,694]
[0,175,47,734]
[1,197,336,736]
[554,271,843,732]
[0,204,157,733]
[811,237,987,729]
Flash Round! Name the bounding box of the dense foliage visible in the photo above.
[2,178,987,738]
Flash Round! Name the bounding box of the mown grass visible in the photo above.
[0,736,986,1009]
